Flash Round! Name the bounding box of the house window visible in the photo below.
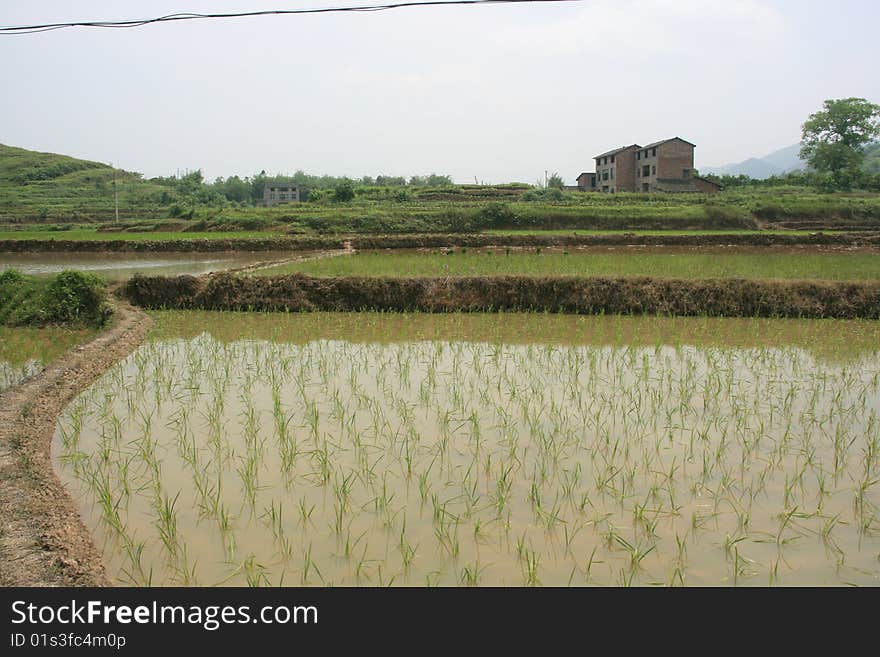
[652,148,656,156]
[604,157,608,165]
[652,165,656,175]
[611,168,614,179]
[602,171,609,181]
[682,169,690,178]
[642,165,650,177]
[611,156,615,163]
[270,193,276,200]
[637,151,641,160]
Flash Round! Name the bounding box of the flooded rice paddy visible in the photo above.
[255,247,880,280]
[0,326,96,392]
[0,251,293,280]
[53,312,880,586]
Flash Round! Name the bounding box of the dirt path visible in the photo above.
[0,302,152,586]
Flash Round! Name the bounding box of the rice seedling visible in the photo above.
[52,311,880,586]
[254,248,880,281]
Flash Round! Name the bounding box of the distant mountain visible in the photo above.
[703,144,806,179]
[760,144,804,172]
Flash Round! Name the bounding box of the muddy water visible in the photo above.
[0,251,294,280]
[0,358,43,392]
[53,312,880,586]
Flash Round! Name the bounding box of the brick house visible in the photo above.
[581,137,720,194]
[575,172,597,191]
[593,144,639,194]
[263,183,300,207]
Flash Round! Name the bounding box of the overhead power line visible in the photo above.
[0,0,584,35]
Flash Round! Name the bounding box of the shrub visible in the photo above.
[1,269,109,327]
[703,205,742,223]
[42,271,110,326]
[332,181,356,203]
[521,188,565,202]
[476,203,517,228]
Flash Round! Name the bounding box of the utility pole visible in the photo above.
[113,167,119,223]
[545,170,548,188]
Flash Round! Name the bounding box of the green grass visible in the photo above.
[0,325,97,367]
[483,229,820,236]
[255,250,880,281]
[0,228,284,241]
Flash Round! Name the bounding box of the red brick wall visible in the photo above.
[692,177,721,195]
[656,139,695,179]
[616,148,637,192]
[576,173,595,190]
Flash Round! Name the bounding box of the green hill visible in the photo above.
[0,143,170,223]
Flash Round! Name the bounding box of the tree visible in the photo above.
[546,172,564,189]
[332,180,355,202]
[800,97,880,190]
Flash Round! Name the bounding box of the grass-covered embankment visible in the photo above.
[0,269,111,327]
[3,231,880,253]
[122,272,880,319]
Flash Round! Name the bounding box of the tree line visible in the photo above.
[149,170,455,206]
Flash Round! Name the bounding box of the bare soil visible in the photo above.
[0,302,152,586]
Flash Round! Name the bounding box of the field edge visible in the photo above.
[0,302,153,586]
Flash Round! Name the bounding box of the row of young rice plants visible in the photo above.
[53,313,880,586]
[254,248,880,280]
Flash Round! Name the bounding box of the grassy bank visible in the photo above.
[257,250,880,281]
[0,269,111,327]
[3,231,879,253]
[122,273,880,318]
[0,228,282,241]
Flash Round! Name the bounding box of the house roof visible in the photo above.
[594,144,641,159]
[642,137,696,150]
[577,172,595,178]
[693,175,721,188]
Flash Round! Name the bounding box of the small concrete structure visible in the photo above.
[263,184,300,207]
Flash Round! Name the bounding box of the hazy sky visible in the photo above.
[2,1,878,184]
